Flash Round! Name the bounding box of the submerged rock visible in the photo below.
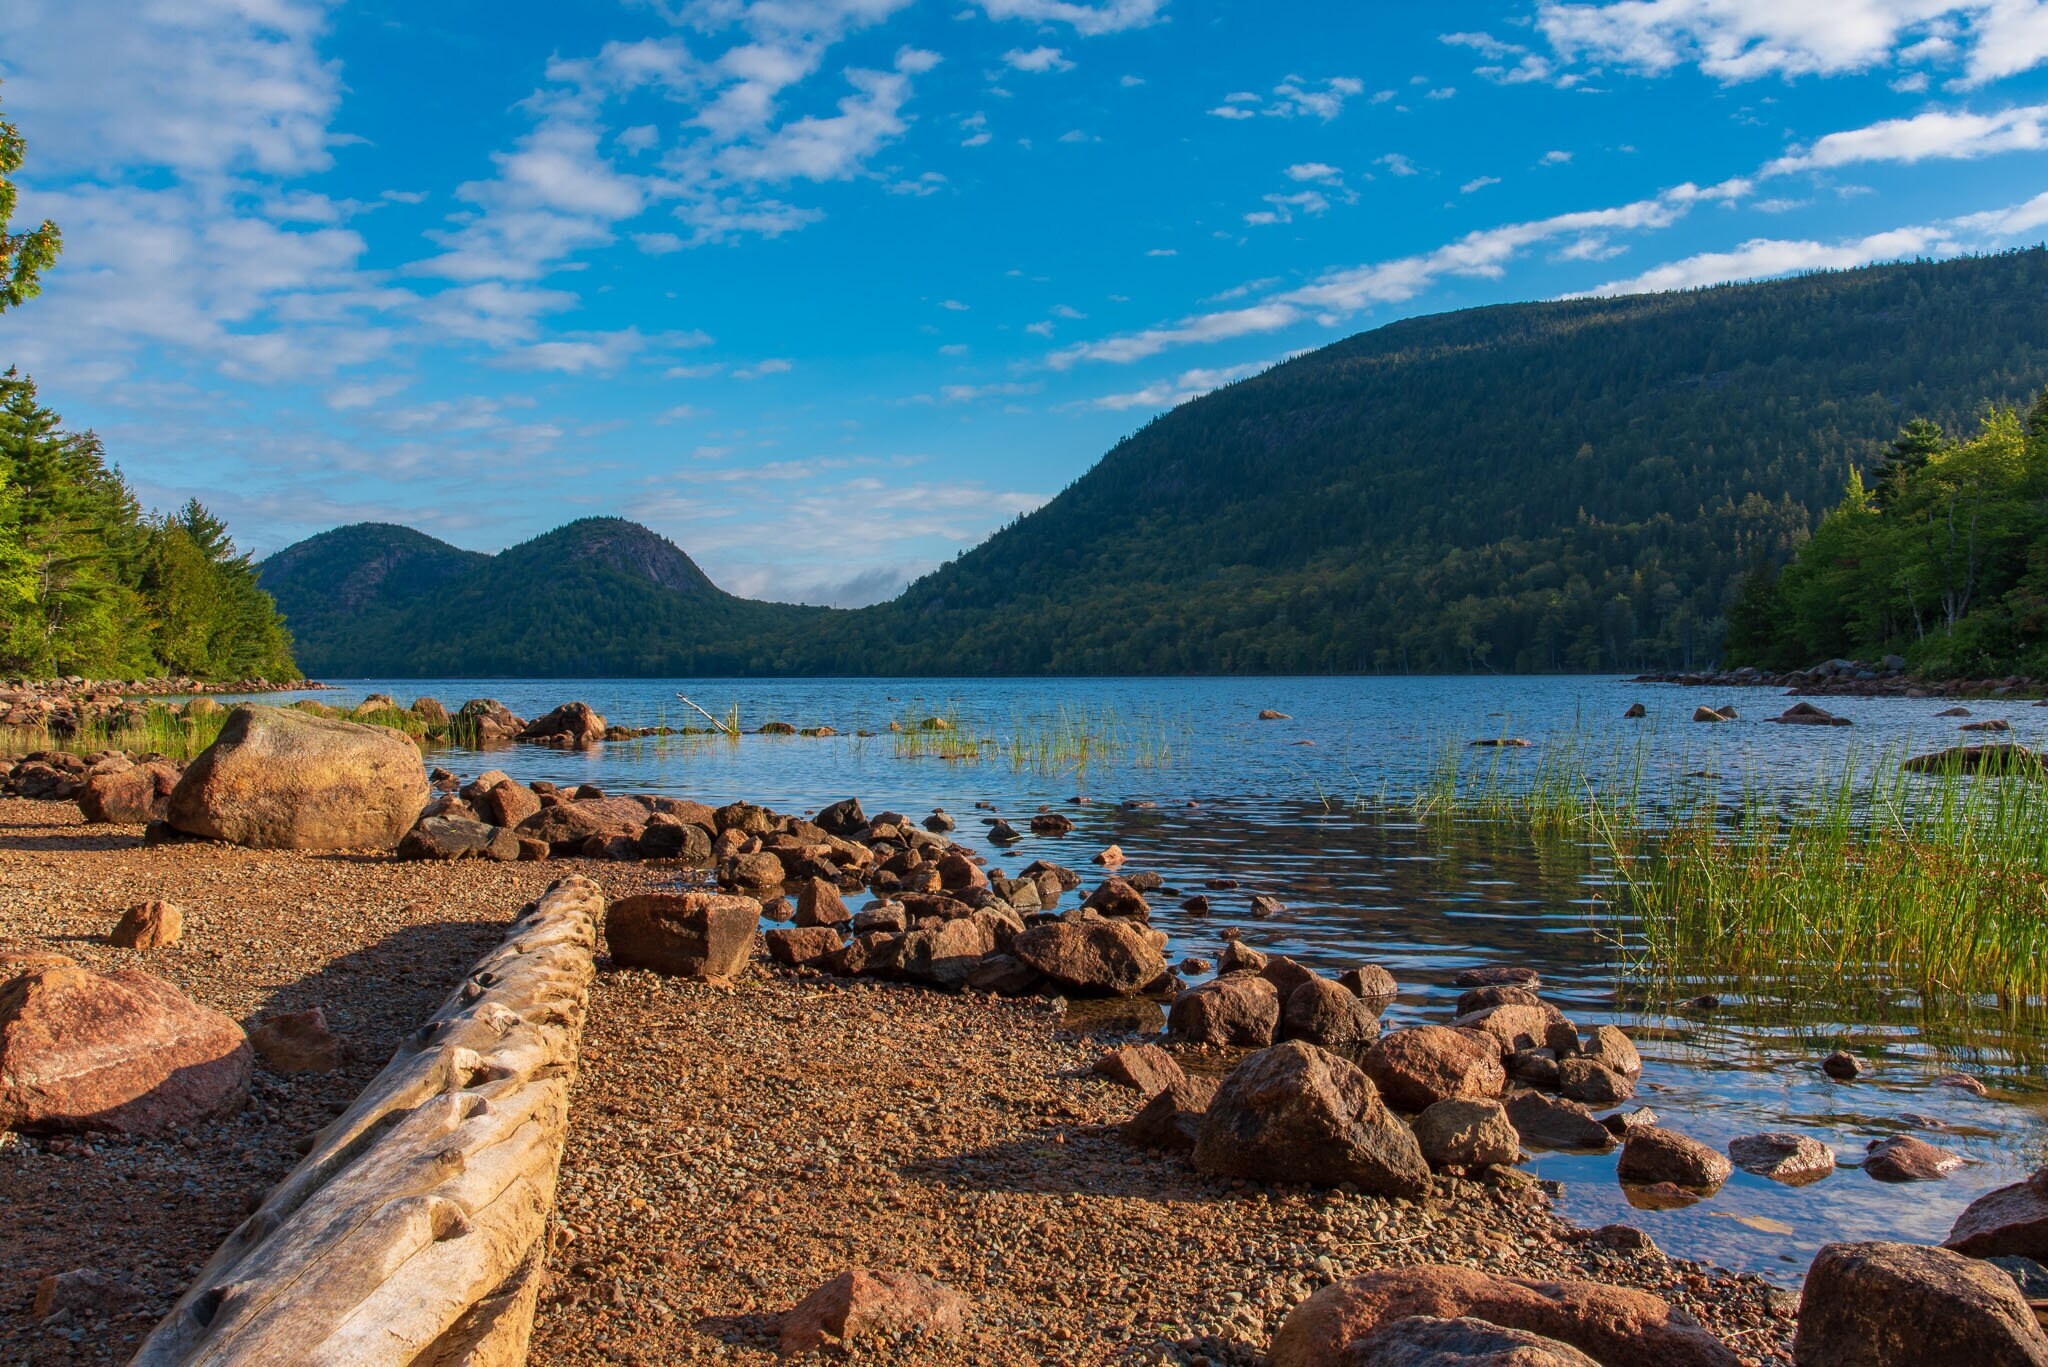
[1617,1126,1730,1190]
[1729,1133,1836,1184]
[1864,1135,1965,1182]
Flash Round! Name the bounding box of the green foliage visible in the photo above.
[265,251,2048,677]
[0,81,61,313]
[0,372,297,680]
[1733,392,2048,676]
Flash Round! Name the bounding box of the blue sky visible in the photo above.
[7,1,2048,605]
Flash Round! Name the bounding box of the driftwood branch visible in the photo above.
[131,875,603,1367]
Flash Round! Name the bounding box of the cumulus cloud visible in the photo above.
[1003,46,1075,72]
[974,0,1168,36]
[1532,0,2048,87]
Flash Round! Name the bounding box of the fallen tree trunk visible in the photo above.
[132,875,603,1366]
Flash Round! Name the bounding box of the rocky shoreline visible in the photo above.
[7,703,2048,1364]
[1634,656,2048,700]
[0,677,320,737]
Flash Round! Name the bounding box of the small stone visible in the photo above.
[110,900,183,950]
[1616,1126,1730,1191]
[1822,1050,1862,1080]
[1865,1135,1965,1182]
[1728,1132,1836,1185]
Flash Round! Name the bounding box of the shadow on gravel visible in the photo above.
[691,1311,780,1351]
[0,823,141,853]
[901,1133,1227,1203]
[257,916,507,1055]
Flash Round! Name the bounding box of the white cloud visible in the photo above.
[1533,0,2048,87]
[1211,75,1368,122]
[1462,175,1501,193]
[734,357,794,379]
[1286,162,1344,182]
[1051,187,1711,367]
[1581,187,2048,295]
[0,0,343,177]
[1082,358,1281,410]
[974,0,1168,36]
[716,52,937,182]
[1376,153,1420,176]
[1541,149,1574,165]
[1764,103,2048,175]
[1003,46,1075,72]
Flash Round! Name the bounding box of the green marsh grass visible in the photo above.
[1386,729,2048,1013]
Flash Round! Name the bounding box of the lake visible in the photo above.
[227,674,2048,1285]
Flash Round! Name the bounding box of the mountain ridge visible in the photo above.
[260,251,2048,677]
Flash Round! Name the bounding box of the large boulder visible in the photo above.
[1169,975,1281,1047]
[1010,916,1165,995]
[779,1270,968,1355]
[1793,1241,2048,1367]
[0,963,250,1135]
[456,698,523,743]
[604,893,761,982]
[1192,1041,1430,1197]
[515,798,649,853]
[1363,1026,1506,1113]
[77,761,180,825]
[516,701,606,747]
[1947,1173,2048,1260]
[1271,1265,1740,1367]
[1344,1315,1599,1366]
[165,705,428,850]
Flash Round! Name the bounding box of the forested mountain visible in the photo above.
[262,250,2048,678]
[0,371,297,680]
[264,518,824,676]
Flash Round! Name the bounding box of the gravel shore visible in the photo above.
[0,799,663,1365]
[530,967,1796,1366]
[0,797,1794,1366]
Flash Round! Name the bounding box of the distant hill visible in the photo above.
[261,250,2048,677]
[262,518,822,676]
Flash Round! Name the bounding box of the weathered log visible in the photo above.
[132,876,602,1366]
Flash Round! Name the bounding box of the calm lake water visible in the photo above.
[231,675,2048,1285]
